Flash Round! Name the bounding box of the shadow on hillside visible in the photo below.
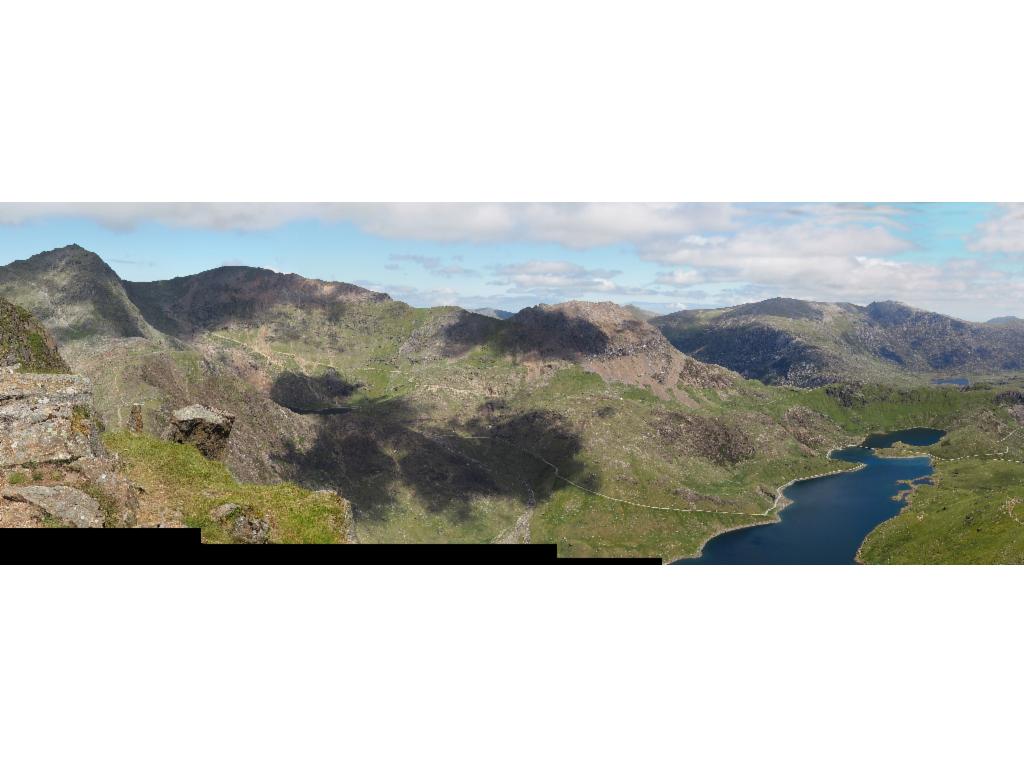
[271,395,592,524]
[495,307,612,360]
[401,310,500,361]
[270,369,362,413]
[436,311,500,358]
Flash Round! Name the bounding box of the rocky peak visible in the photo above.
[24,243,114,271]
[0,245,157,343]
[508,300,735,397]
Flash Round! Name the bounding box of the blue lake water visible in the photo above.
[675,427,945,565]
[933,377,970,387]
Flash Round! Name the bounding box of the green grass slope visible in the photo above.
[105,431,353,543]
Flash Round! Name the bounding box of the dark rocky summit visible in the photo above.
[506,301,736,398]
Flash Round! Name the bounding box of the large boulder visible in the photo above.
[165,405,236,460]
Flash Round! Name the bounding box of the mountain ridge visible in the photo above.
[653,296,1024,386]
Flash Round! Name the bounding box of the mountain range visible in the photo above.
[3,244,1023,560]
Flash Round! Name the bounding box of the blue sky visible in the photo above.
[1,202,1022,320]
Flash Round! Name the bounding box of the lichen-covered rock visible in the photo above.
[1,485,103,527]
[0,373,98,468]
[164,404,236,460]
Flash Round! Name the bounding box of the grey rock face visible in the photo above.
[1,485,103,527]
[0,373,97,468]
[165,404,236,460]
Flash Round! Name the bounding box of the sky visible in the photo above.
[1,202,1023,321]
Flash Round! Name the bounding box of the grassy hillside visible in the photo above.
[104,431,353,543]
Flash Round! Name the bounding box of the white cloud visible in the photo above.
[641,221,916,299]
[388,253,478,277]
[0,202,738,248]
[968,203,1024,254]
[655,268,702,286]
[492,260,621,293]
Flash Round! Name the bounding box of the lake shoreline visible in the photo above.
[675,427,944,565]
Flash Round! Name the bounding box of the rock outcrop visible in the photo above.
[165,405,236,459]
[0,297,70,374]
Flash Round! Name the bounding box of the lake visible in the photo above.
[675,427,946,565]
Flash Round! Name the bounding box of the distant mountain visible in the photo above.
[471,307,514,320]
[987,316,1024,328]
[653,297,1024,387]
[622,305,659,321]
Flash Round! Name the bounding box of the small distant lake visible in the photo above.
[933,377,970,387]
[675,427,945,565]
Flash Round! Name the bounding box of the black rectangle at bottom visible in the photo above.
[0,529,662,565]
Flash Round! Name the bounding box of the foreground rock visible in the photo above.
[0,373,96,467]
[0,370,138,527]
[1,485,103,527]
[165,405,236,460]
